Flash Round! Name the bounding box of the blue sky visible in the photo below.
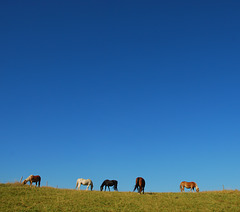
[1,0,240,192]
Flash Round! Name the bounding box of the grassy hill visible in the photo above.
[0,183,239,211]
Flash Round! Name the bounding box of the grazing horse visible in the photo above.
[22,175,41,187]
[100,180,118,191]
[133,177,145,194]
[180,181,199,192]
[75,178,93,191]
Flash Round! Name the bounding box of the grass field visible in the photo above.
[0,183,239,211]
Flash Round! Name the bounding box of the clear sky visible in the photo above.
[1,1,240,192]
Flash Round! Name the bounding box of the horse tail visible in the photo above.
[142,178,145,189]
[180,182,183,191]
[136,177,140,186]
[180,181,186,192]
[133,177,140,192]
[39,176,41,187]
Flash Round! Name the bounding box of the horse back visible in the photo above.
[136,177,145,187]
[103,180,117,186]
[104,179,110,184]
[181,181,196,188]
[187,182,196,187]
[31,175,41,182]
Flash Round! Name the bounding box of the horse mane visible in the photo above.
[100,179,109,188]
[25,175,34,181]
[100,181,105,188]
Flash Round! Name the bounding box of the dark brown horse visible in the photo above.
[100,180,118,191]
[133,177,145,194]
[23,175,41,187]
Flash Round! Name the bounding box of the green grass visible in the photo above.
[0,183,239,211]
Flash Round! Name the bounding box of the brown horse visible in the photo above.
[180,181,199,192]
[133,177,145,194]
[23,175,41,187]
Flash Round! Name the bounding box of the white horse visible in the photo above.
[75,178,93,191]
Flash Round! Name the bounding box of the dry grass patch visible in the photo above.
[1,183,239,211]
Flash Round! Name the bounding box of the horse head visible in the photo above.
[196,187,199,192]
[113,180,118,191]
[22,180,27,185]
[100,182,105,191]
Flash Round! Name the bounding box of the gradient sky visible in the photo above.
[1,1,240,192]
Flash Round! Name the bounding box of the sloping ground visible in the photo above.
[0,183,239,211]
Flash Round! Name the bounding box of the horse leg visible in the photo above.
[86,184,89,190]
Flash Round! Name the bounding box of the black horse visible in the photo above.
[100,180,118,191]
